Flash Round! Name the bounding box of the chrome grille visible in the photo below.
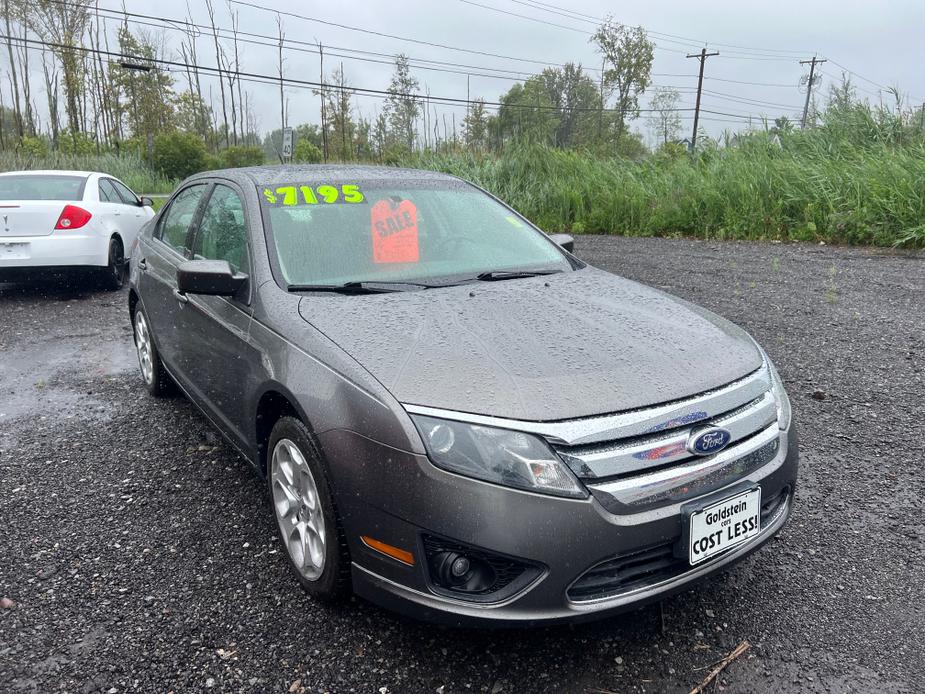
[544,363,782,514]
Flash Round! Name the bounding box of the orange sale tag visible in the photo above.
[370,198,420,264]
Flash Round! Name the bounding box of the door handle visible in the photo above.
[138,258,147,271]
[173,288,189,304]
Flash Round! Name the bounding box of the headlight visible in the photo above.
[760,349,792,430]
[411,415,588,499]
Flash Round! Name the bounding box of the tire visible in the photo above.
[132,307,175,397]
[268,416,351,600]
[100,236,126,291]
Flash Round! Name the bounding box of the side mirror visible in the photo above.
[549,233,575,253]
[176,259,247,296]
[139,196,154,208]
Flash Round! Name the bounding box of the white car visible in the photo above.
[0,170,155,289]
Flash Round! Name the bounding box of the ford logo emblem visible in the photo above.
[687,427,732,456]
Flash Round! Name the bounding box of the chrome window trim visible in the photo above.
[402,363,771,446]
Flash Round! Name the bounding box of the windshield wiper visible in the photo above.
[474,269,564,281]
[287,283,402,294]
[287,280,445,294]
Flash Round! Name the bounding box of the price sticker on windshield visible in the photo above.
[261,183,365,206]
[371,198,419,264]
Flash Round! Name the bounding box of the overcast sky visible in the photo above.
[19,0,925,143]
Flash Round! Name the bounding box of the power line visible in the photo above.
[503,0,814,56]
[0,33,702,117]
[227,0,588,69]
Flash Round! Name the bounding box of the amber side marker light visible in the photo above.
[361,536,415,566]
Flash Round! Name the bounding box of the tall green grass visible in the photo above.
[0,151,176,195]
[399,135,925,247]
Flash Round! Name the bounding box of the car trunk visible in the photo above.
[0,202,69,237]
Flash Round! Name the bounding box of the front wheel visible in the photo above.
[100,237,126,291]
[268,417,350,600]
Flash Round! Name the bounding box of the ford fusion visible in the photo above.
[128,165,798,625]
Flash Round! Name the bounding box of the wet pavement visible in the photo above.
[1,237,923,693]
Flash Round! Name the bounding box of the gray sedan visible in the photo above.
[128,165,798,625]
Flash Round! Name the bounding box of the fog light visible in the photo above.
[430,551,495,592]
[450,556,470,578]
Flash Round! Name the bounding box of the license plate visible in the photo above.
[0,242,29,260]
[688,487,761,565]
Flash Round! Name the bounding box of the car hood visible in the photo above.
[297,268,762,421]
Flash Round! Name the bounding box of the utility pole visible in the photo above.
[686,48,719,152]
[800,56,826,130]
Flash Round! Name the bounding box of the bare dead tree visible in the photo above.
[17,15,35,136]
[41,49,60,146]
[220,45,237,145]
[3,0,23,138]
[204,0,228,147]
[228,3,244,143]
[276,14,285,137]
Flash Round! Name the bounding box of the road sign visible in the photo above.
[282,127,293,160]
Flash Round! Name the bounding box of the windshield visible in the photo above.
[261,179,572,287]
[0,174,87,201]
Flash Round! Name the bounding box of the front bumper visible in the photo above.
[319,423,799,626]
[0,233,108,269]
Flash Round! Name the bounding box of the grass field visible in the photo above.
[0,151,176,196]
[400,135,925,247]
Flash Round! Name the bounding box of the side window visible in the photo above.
[157,185,207,255]
[110,179,140,206]
[192,184,249,274]
[98,179,118,203]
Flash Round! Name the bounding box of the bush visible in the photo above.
[59,131,97,155]
[293,139,322,164]
[220,145,265,168]
[152,132,208,181]
[19,136,49,157]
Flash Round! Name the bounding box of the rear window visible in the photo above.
[0,175,87,201]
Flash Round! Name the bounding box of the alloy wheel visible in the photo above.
[271,438,327,580]
[134,311,154,385]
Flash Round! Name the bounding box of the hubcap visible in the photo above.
[271,439,326,580]
[134,312,154,385]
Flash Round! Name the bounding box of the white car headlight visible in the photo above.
[411,415,588,499]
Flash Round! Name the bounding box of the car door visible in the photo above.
[176,181,258,450]
[137,183,209,378]
[108,178,151,248]
[96,178,125,243]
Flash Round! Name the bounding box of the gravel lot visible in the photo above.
[1,236,923,694]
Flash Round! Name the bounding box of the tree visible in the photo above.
[313,65,356,161]
[591,18,655,143]
[647,87,682,145]
[175,91,212,136]
[27,0,93,135]
[383,54,421,150]
[497,80,558,145]
[463,98,489,150]
[109,27,176,155]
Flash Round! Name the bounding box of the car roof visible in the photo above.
[0,170,96,177]
[186,164,461,187]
